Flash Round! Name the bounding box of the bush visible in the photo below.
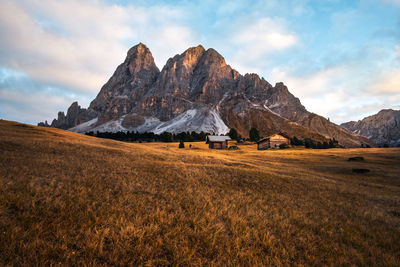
[179,140,185,148]
[291,136,304,146]
[228,128,239,141]
[249,127,260,142]
[279,143,290,149]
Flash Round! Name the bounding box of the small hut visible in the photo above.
[206,135,231,149]
[257,133,290,150]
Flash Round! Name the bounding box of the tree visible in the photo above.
[304,138,313,149]
[249,127,260,142]
[179,140,185,148]
[160,132,173,142]
[291,136,303,146]
[323,141,329,149]
[228,128,239,141]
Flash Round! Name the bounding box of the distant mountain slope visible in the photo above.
[341,109,400,147]
[40,43,373,147]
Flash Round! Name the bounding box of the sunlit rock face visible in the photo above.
[341,109,400,147]
[41,43,375,147]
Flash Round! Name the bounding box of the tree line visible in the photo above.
[291,136,340,149]
[87,126,342,149]
[228,127,341,149]
[85,131,211,142]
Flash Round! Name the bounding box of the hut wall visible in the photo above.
[210,142,224,149]
[257,140,270,150]
[269,135,290,148]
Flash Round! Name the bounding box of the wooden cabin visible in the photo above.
[257,134,290,150]
[206,135,231,149]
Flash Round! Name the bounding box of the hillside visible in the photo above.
[1,120,399,265]
[40,43,373,148]
[341,109,400,147]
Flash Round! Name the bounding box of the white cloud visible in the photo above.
[0,0,198,94]
[366,68,400,94]
[270,65,351,117]
[0,0,199,123]
[269,62,400,124]
[141,26,199,68]
[0,87,74,124]
[224,17,298,75]
[233,18,298,52]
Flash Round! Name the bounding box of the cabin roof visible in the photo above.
[206,135,232,142]
[256,133,290,144]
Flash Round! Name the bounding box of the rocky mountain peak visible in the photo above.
[182,45,205,65]
[274,82,289,92]
[41,43,376,148]
[125,43,159,76]
[377,109,396,115]
[201,48,227,67]
[67,101,80,117]
[88,43,159,122]
[341,109,400,146]
[127,42,149,57]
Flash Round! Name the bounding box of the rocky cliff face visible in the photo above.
[89,43,159,124]
[341,109,400,147]
[40,43,374,147]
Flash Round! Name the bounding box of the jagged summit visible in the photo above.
[40,43,374,147]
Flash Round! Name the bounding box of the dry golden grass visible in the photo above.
[1,120,399,266]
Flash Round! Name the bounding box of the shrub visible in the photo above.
[228,128,239,141]
[249,127,260,142]
[179,140,185,148]
[279,143,290,149]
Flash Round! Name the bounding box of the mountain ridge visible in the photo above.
[40,43,373,147]
[341,109,400,147]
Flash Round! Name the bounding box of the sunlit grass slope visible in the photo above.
[1,120,399,265]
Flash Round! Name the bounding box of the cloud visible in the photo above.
[0,0,198,94]
[269,60,400,123]
[233,18,298,53]
[0,68,81,124]
[222,17,298,75]
[270,65,351,117]
[0,0,199,123]
[0,0,130,93]
[366,68,400,95]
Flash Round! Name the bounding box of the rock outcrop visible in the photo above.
[48,102,97,130]
[40,43,374,147]
[341,109,400,147]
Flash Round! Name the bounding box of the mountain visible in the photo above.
[341,109,400,147]
[40,43,373,147]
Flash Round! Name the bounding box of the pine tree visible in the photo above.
[179,140,185,148]
[228,128,239,141]
[249,127,260,142]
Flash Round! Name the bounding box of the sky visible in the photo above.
[0,0,399,125]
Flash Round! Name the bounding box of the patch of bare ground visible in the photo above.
[0,120,399,265]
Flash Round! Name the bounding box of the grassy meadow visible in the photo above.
[0,119,399,265]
